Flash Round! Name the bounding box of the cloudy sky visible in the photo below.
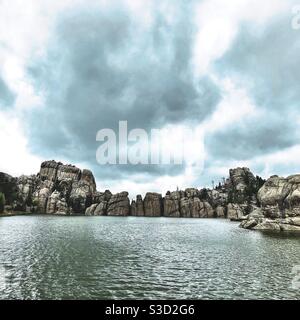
[0,0,300,197]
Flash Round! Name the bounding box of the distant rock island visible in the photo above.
[0,160,300,232]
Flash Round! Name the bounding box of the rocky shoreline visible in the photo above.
[0,160,300,232]
[239,174,300,231]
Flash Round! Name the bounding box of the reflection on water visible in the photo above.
[0,215,299,300]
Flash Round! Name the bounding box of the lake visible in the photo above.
[0,215,299,300]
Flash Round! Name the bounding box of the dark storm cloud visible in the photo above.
[206,14,300,161]
[25,1,220,180]
[215,16,300,111]
[206,114,298,161]
[0,75,15,108]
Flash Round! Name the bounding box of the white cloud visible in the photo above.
[203,143,300,187]
[192,0,290,76]
[250,144,300,178]
[0,0,299,193]
[96,122,206,197]
[98,166,204,200]
[0,110,42,176]
[202,77,257,133]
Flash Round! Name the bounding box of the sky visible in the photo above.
[0,0,300,198]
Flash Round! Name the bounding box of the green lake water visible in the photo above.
[0,215,299,300]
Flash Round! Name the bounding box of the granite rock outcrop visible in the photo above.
[3,161,300,231]
[240,175,300,231]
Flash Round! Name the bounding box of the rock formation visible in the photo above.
[0,163,263,219]
[226,167,260,217]
[85,168,257,220]
[131,195,144,216]
[240,175,300,231]
[144,193,163,217]
[164,191,181,217]
[107,192,130,216]
[2,160,300,231]
[0,161,98,215]
[0,172,19,211]
[179,188,214,218]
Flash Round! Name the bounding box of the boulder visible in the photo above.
[240,208,300,232]
[130,200,137,216]
[284,175,300,217]
[185,188,200,198]
[80,169,96,192]
[248,208,264,219]
[180,198,214,218]
[144,192,162,217]
[240,218,258,230]
[46,191,60,214]
[39,160,61,182]
[85,203,99,216]
[32,180,54,213]
[94,201,107,215]
[280,224,300,232]
[290,217,300,226]
[215,205,226,218]
[85,201,108,216]
[180,197,192,217]
[39,160,81,182]
[227,167,259,207]
[229,167,256,192]
[227,203,245,220]
[93,190,112,203]
[208,189,228,208]
[69,170,97,214]
[16,175,38,207]
[257,174,300,219]
[69,181,93,214]
[253,220,281,231]
[164,191,180,217]
[131,195,144,216]
[199,201,214,218]
[107,192,130,216]
[258,176,288,206]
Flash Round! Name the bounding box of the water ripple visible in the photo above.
[0,216,299,299]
